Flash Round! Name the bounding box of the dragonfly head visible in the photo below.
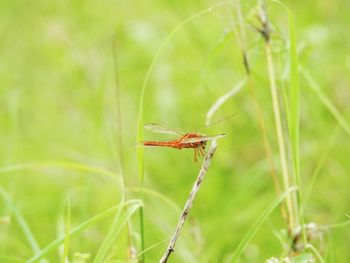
[201,140,207,149]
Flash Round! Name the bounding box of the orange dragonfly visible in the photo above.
[140,123,226,162]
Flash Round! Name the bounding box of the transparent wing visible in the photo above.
[144,123,184,135]
[181,134,226,143]
[196,113,238,132]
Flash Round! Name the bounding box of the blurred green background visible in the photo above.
[1,0,350,262]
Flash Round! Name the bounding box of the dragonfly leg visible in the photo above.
[194,148,198,162]
[197,146,202,157]
[199,145,205,156]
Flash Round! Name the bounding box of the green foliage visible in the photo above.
[231,187,297,262]
[0,0,349,262]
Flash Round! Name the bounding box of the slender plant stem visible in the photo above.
[139,206,145,263]
[159,140,218,263]
[253,1,295,231]
[265,41,294,230]
[234,1,281,194]
[233,1,285,220]
[112,37,136,260]
[247,78,283,197]
[286,8,305,247]
[306,244,326,263]
[112,36,124,176]
[136,5,231,260]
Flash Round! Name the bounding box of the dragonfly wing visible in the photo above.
[195,113,238,132]
[144,123,184,135]
[181,134,226,143]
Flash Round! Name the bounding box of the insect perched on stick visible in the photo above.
[139,123,226,162]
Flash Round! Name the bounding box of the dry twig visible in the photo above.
[159,140,219,263]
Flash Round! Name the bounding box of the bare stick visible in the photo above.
[159,140,219,263]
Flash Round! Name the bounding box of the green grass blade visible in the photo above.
[0,255,25,263]
[135,0,232,187]
[0,162,118,179]
[271,0,303,232]
[27,200,141,263]
[230,187,297,262]
[138,207,145,263]
[302,128,338,213]
[286,6,306,247]
[301,68,350,135]
[135,3,232,262]
[61,198,71,263]
[306,244,325,263]
[104,238,169,263]
[93,201,143,263]
[128,187,181,213]
[323,218,350,230]
[0,187,41,254]
[288,4,300,186]
[205,79,246,125]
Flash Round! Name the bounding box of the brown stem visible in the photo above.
[159,140,218,263]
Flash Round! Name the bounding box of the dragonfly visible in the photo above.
[140,123,226,162]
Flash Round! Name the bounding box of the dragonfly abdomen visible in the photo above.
[142,141,180,149]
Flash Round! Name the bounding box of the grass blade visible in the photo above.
[301,68,350,135]
[230,187,297,262]
[0,255,25,263]
[135,3,232,262]
[205,79,246,125]
[286,5,306,246]
[136,0,231,186]
[61,198,71,263]
[258,2,295,229]
[0,162,118,179]
[93,201,143,262]
[0,187,41,254]
[306,244,325,263]
[128,187,181,213]
[27,200,141,263]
